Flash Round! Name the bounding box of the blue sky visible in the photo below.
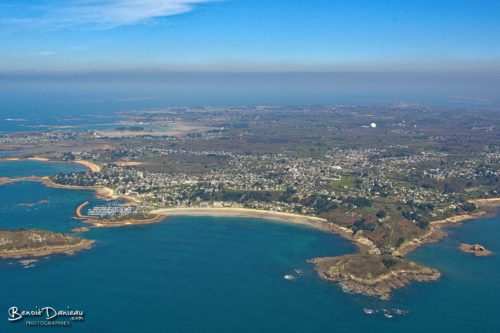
[1,0,500,72]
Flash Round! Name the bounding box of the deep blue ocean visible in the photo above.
[0,160,499,332]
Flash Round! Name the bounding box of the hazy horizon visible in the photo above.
[1,71,499,112]
[2,1,499,109]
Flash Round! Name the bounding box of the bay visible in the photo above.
[0,159,499,332]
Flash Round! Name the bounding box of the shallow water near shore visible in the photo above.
[0,160,87,178]
[0,162,499,332]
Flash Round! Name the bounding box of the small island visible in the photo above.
[311,254,440,300]
[459,243,493,257]
[71,227,90,233]
[0,229,94,259]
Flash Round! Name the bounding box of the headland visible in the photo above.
[0,229,94,259]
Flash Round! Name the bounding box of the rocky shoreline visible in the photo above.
[60,178,500,299]
[394,211,490,257]
[0,229,94,259]
[311,254,441,300]
[0,177,16,185]
[42,177,116,200]
[459,243,493,256]
[310,200,498,300]
[2,158,498,300]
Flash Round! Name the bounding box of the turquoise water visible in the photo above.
[0,160,87,178]
[0,182,93,232]
[0,161,499,332]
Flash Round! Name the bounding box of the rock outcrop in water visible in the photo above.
[459,243,493,256]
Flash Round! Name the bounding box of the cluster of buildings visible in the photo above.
[87,204,137,218]
[53,146,498,221]
[0,131,91,145]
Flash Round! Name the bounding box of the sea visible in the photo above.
[0,158,499,333]
[0,87,499,332]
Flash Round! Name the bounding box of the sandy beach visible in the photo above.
[4,155,499,262]
[471,198,500,207]
[27,157,50,162]
[153,207,331,231]
[74,160,101,172]
[0,157,100,173]
[0,156,49,162]
[42,177,115,199]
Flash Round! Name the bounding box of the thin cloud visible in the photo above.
[35,51,56,56]
[1,1,212,29]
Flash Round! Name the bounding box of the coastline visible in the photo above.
[2,155,500,299]
[395,210,492,256]
[0,156,101,173]
[0,175,117,201]
[76,201,90,218]
[0,228,95,260]
[73,160,101,172]
[430,211,489,226]
[459,243,494,256]
[0,157,49,162]
[9,155,493,255]
[42,177,116,200]
[31,175,500,299]
[311,201,499,299]
[154,207,331,231]
[0,239,95,259]
[74,207,330,229]
[311,254,441,300]
[471,198,500,207]
[83,215,166,227]
[0,177,17,185]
